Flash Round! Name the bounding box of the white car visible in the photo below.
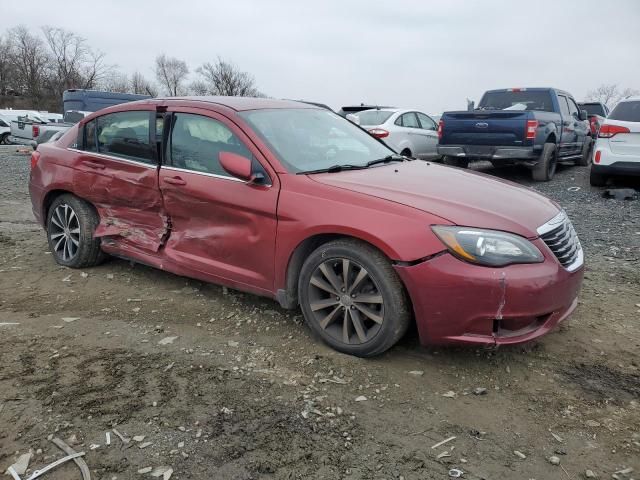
[351,108,440,160]
[0,116,10,144]
[590,96,640,186]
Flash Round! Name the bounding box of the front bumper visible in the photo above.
[438,145,537,161]
[8,136,36,149]
[394,247,584,346]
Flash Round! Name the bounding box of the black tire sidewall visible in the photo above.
[532,143,556,181]
[298,241,410,357]
[577,137,592,166]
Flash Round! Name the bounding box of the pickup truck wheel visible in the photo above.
[46,194,106,268]
[589,169,607,187]
[298,239,411,357]
[443,156,469,168]
[576,137,592,166]
[531,143,557,182]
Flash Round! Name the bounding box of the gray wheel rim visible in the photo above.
[307,258,384,345]
[49,204,80,261]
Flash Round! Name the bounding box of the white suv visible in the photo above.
[590,96,640,186]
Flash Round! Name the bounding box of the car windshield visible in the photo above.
[608,101,640,122]
[353,110,394,126]
[239,108,396,173]
[580,104,606,116]
[479,91,554,112]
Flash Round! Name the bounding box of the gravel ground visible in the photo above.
[1,145,639,480]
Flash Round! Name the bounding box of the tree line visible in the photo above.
[0,25,264,112]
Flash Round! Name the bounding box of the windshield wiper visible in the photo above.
[366,154,406,167]
[299,164,369,175]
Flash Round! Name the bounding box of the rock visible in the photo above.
[81,272,89,278]
[133,435,145,442]
[355,396,368,402]
[158,336,178,345]
[227,340,239,347]
[138,441,153,449]
[138,467,153,474]
[585,470,597,478]
[548,455,561,465]
[106,274,114,280]
[585,420,601,427]
[442,391,456,398]
[6,452,32,475]
[150,466,173,478]
[513,450,526,459]
[220,407,233,415]
[473,387,488,396]
[408,370,424,376]
[177,441,184,448]
[62,317,80,323]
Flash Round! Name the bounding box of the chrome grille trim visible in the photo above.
[537,211,583,272]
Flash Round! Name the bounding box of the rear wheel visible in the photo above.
[400,148,413,159]
[298,239,411,357]
[46,194,105,268]
[589,168,607,187]
[442,156,469,168]
[0,133,9,145]
[531,143,557,181]
[576,137,592,166]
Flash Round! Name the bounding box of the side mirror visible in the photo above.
[219,151,252,182]
[579,110,588,121]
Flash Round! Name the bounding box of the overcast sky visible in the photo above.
[3,0,639,113]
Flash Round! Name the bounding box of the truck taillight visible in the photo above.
[368,128,389,139]
[598,124,630,138]
[526,120,538,140]
[32,124,40,138]
[30,150,41,170]
[437,120,444,141]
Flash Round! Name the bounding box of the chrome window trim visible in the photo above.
[162,165,246,184]
[67,148,156,169]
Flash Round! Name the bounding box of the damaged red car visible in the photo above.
[29,97,584,357]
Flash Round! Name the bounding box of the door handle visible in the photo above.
[82,160,105,170]
[163,176,187,186]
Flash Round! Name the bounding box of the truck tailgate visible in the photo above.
[441,111,529,146]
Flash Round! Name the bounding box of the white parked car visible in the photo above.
[590,96,640,186]
[0,116,10,144]
[351,108,440,160]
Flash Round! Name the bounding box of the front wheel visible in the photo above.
[298,239,411,357]
[531,143,557,181]
[46,194,106,268]
[442,156,469,168]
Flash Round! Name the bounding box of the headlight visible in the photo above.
[431,226,543,267]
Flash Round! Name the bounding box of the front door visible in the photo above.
[158,108,279,294]
[558,95,577,156]
[70,108,167,252]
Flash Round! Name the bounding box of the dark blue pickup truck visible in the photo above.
[437,88,592,181]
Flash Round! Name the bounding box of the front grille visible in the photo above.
[538,212,583,271]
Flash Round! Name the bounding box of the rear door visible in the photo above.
[158,108,279,294]
[416,112,439,159]
[557,95,577,155]
[70,108,167,252]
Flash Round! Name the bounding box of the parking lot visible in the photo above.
[0,145,638,479]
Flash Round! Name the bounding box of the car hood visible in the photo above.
[309,161,559,238]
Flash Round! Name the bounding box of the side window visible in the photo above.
[85,120,97,152]
[568,98,580,117]
[401,113,420,128]
[96,111,153,163]
[417,113,436,131]
[394,115,403,127]
[169,113,254,177]
[558,96,570,116]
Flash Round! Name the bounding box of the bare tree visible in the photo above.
[99,71,130,93]
[194,57,263,97]
[130,71,158,96]
[154,54,189,96]
[0,35,16,95]
[586,84,640,109]
[7,26,50,107]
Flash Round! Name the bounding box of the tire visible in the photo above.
[589,168,607,187]
[298,239,411,357]
[442,156,469,168]
[46,194,106,268]
[400,148,413,159]
[576,137,592,166]
[531,143,557,182]
[0,133,9,145]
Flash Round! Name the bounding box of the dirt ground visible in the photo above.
[1,145,639,480]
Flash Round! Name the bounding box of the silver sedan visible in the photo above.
[350,108,440,160]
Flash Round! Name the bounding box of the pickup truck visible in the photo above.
[8,115,68,149]
[437,88,592,181]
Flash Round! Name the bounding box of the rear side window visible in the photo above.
[399,113,420,128]
[479,91,554,112]
[96,111,153,163]
[417,113,437,131]
[169,113,253,177]
[609,101,640,122]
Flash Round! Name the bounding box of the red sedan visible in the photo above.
[29,97,584,357]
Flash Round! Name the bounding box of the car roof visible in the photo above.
[157,96,316,111]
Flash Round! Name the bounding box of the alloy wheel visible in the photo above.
[307,258,384,345]
[49,204,81,261]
